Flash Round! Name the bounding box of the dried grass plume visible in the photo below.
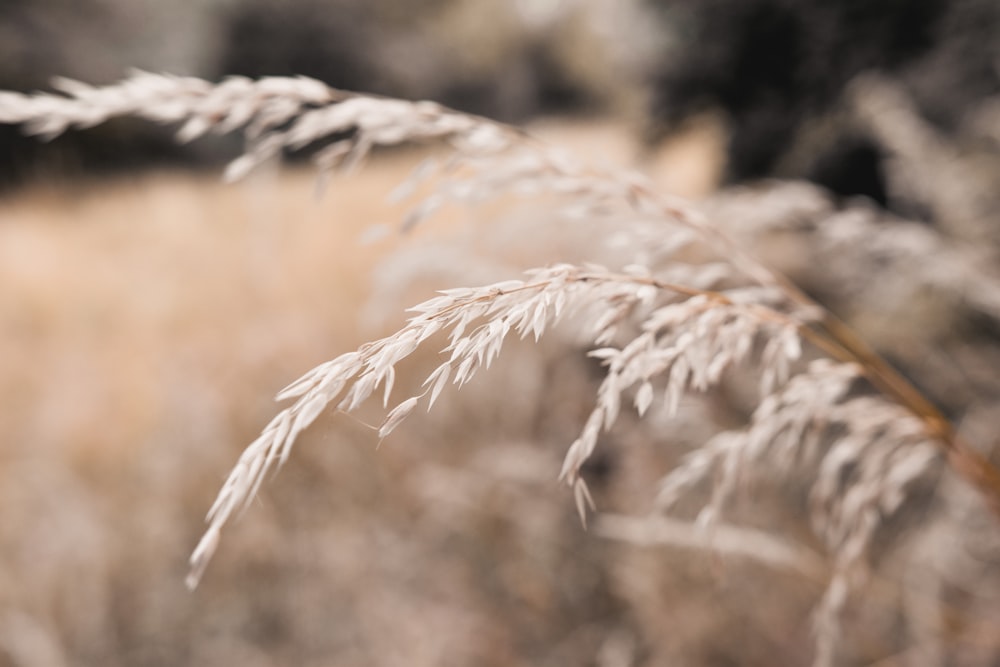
[3,71,1000,667]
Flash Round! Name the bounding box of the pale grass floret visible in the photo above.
[561,294,802,490]
[657,359,941,666]
[187,263,803,587]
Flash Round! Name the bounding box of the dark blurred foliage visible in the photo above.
[6,0,1000,202]
[218,1,385,95]
[0,0,224,190]
[645,0,1000,211]
[217,0,602,120]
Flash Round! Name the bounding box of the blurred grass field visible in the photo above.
[6,1,999,663]
[0,119,742,666]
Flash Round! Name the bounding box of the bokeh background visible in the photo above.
[2,1,1000,665]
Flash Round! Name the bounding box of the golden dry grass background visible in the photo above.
[0,120,774,667]
[9,105,986,665]
[5,2,999,662]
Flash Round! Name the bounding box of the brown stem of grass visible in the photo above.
[637,184,1000,519]
[808,312,1000,519]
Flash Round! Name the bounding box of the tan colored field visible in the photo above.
[0,163,411,666]
[11,114,993,666]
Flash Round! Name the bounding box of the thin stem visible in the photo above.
[627,181,1000,518]
[810,313,1000,517]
